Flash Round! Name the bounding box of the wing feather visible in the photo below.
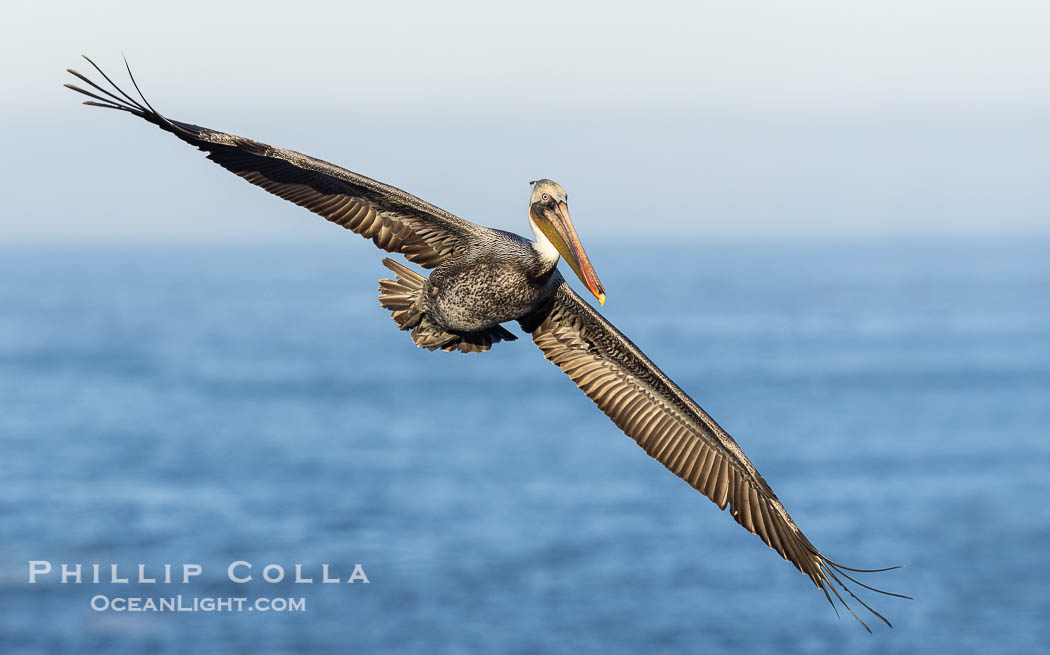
[523,279,907,630]
[65,56,485,268]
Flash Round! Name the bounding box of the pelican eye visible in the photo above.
[541,193,550,202]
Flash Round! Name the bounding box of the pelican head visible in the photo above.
[528,179,606,305]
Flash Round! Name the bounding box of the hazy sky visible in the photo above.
[3,0,1049,243]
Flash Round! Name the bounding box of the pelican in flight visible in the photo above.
[65,57,906,629]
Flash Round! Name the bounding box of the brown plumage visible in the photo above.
[522,281,908,628]
[65,56,908,630]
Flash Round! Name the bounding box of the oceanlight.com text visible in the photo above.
[91,595,307,612]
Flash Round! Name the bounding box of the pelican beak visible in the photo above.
[532,200,606,305]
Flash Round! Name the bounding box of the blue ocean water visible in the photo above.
[0,239,1047,653]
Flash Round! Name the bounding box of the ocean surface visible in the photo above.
[1,239,1047,654]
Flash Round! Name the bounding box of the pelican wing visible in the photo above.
[65,58,483,268]
[521,278,904,629]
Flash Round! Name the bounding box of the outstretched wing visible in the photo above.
[65,56,485,268]
[520,278,907,630]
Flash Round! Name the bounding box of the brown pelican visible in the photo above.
[65,57,907,629]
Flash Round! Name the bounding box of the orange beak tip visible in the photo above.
[598,292,606,306]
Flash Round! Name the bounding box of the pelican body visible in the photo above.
[377,180,602,352]
[65,57,905,629]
